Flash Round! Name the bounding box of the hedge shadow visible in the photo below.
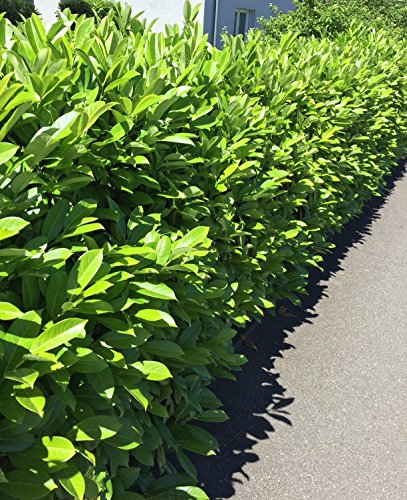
[194,161,406,499]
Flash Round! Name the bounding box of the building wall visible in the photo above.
[34,0,205,28]
[206,0,293,46]
[125,0,204,32]
[34,0,293,42]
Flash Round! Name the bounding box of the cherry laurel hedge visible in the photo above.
[0,3,406,499]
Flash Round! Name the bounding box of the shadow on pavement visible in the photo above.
[192,161,406,499]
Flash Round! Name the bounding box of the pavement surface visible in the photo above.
[194,163,407,500]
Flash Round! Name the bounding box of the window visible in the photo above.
[234,9,253,38]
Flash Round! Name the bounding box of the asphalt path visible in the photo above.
[194,162,407,500]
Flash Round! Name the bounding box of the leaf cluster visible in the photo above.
[0,0,38,24]
[0,1,406,498]
[260,0,407,41]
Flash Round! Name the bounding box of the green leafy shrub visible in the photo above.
[260,0,407,40]
[0,2,406,498]
[58,0,116,18]
[0,0,37,24]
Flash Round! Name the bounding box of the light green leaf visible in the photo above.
[63,222,104,238]
[132,94,163,116]
[57,463,86,500]
[0,142,19,165]
[284,228,301,239]
[135,309,177,328]
[31,318,87,354]
[15,386,46,417]
[0,248,29,257]
[43,248,72,264]
[126,387,150,410]
[160,134,196,146]
[132,282,177,301]
[82,101,116,132]
[50,110,80,141]
[176,486,209,499]
[73,299,114,315]
[5,368,39,389]
[173,226,210,250]
[0,217,29,241]
[77,249,103,290]
[0,302,23,321]
[155,236,172,266]
[41,436,76,463]
[82,280,112,298]
[132,361,172,381]
[183,0,192,20]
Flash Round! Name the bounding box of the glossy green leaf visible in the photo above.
[133,361,172,381]
[77,249,104,290]
[0,217,29,241]
[15,386,46,417]
[160,134,196,146]
[0,433,35,453]
[132,282,177,301]
[0,302,22,321]
[173,226,210,250]
[197,409,229,423]
[46,271,67,317]
[31,318,87,354]
[142,340,184,358]
[127,387,150,410]
[0,142,19,165]
[135,309,177,327]
[87,367,115,400]
[57,464,86,500]
[71,416,122,441]
[132,95,163,115]
[155,236,172,266]
[176,486,209,499]
[5,368,39,389]
[0,470,57,500]
[42,200,69,241]
[41,436,76,462]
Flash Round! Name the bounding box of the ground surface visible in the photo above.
[194,163,407,500]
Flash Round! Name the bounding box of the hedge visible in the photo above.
[0,2,406,498]
[260,0,407,41]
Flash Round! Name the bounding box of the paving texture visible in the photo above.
[194,163,407,500]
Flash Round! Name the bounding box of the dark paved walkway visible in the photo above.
[195,163,407,500]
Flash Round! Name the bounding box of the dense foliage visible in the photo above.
[0,1,406,497]
[260,0,407,40]
[0,0,37,24]
[59,0,116,18]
